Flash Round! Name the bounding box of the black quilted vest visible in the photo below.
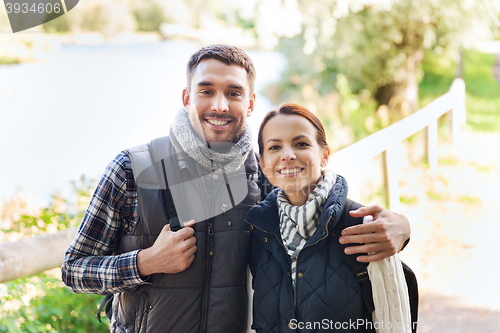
[111,137,261,333]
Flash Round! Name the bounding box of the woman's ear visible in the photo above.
[259,154,270,177]
[321,147,330,168]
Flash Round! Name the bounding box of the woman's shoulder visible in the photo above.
[246,188,280,227]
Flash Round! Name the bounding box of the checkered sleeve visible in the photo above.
[61,152,150,295]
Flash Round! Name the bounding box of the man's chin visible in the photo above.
[202,129,238,144]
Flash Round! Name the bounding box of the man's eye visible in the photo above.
[229,92,242,97]
[200,90,212,95]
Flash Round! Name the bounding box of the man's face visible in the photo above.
[183,59,255,143]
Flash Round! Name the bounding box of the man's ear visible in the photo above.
[182,88,190,109]
[247,93,256,117]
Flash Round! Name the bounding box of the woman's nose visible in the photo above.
[281,147,296,161]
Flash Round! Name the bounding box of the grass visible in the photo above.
[438,157,458,166]
[458,196,480,205]
[470,162,494,172]
[419,49,500,133]
[0,56,20,65]
[400,195,418,205]
[427,190,442,201]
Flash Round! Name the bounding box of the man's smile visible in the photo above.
[206,119,230,126]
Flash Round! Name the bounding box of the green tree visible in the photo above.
[249,0,500,118]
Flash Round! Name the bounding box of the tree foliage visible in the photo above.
[248,0,500,118]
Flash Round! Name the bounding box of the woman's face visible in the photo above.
[259,114,329,206]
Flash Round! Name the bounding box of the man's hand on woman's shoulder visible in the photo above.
[337,205,411,262]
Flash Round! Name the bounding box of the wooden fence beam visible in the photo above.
[425,119,438,172]
[0,228,77,283]
[449,78,466,145]
[383,147,400,212]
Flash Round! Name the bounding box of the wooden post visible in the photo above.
[382,147,400,212]
[425,119,438,172]
[449,78,466,145]
[0,228,77,283]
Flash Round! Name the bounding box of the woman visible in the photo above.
[247,103,410,332]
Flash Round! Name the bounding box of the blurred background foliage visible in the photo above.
[35,0,500,149]
[1,0,500,331]
[256,0,500,149]
[0,177,107,333]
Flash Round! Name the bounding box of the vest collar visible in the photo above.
[247,175,348,244]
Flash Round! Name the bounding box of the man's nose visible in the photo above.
[212,93,228,112]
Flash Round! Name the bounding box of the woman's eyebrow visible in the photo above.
[265,138,281,144]
[292,135,308,141]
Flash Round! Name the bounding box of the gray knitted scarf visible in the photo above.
[277,169,337,286]
[170,108,252,172]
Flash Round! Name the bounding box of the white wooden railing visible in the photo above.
[330,78,466,211]
[0,78,466,283]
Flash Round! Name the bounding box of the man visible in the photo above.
[62,44,410,333]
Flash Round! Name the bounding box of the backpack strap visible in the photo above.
[96,294,113,323]
[402,261,419,333]
[150,136,182,231]
[98,137,184,323]
[334,199,375,316]
[335,199,419,333]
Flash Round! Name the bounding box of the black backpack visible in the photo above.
[335,199,419,333]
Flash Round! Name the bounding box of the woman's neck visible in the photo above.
[284,183,317,206]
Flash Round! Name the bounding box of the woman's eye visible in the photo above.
[268,145,280,151]
[296,142,310,147]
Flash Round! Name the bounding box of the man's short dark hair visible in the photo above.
[186,44,256,94]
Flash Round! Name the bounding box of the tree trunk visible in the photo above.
[375,49,423,121]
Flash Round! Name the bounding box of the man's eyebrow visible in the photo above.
[228,84,244,90]
[196,80,213,87]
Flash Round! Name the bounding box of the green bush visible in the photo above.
[0,176,108,333]
[0,274,109,333]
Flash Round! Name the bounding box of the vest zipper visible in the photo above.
[201,217,215,333]
[293,215,332,313]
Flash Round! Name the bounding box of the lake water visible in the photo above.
[0,40,286,207]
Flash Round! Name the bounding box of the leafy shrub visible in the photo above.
[0,273,109,333]
[0,176,109,333]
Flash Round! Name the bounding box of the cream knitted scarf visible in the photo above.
[364,215,412,333]
[170,108,252,172]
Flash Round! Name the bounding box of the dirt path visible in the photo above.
[397,128,500,331]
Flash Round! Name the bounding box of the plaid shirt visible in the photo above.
[61,152,150,295]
